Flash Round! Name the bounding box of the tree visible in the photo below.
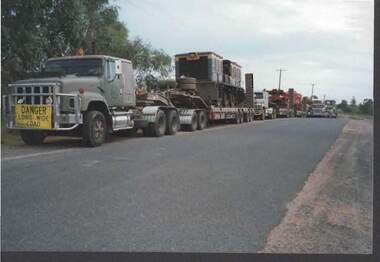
[1,0,172,92]
[125,37,172,89]
[337,99,349,112]
[349,96,358,113]
[358,98,373,115]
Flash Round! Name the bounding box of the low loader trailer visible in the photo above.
[3,52,254,147]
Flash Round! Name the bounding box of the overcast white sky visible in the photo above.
[117,0,373,103]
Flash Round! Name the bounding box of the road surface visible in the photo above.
[2,118,348,252]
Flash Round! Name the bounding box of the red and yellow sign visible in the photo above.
[15,105,52,129]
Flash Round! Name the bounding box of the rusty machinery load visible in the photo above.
[138,51,255,131]
[268,88,303,118]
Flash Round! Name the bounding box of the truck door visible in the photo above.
[105,58,124,106]
[121,61,136,107]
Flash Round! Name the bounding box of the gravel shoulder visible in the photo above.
[261,119,373,253]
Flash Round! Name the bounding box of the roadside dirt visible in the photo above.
[261,119,373,253]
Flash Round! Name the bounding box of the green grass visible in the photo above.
[1,117,22,145]
[340,113,373,120]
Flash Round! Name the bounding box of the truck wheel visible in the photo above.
[83,110,107,147]
[20,130,46,145]
[197,111,207,130]
[189,111,198,131]
[166,110,179,135]
[151,110,166,137]
[234,112,240,124]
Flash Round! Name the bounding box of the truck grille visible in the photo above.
[12,84,58,105]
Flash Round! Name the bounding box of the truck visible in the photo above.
[2,52,254,147]
[307,99,328,117]
[324,100,338,118]
[267,88,303,118]
[254,90,276,119]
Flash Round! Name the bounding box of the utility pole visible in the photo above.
[310,83,315,99]
[277,69,287,91]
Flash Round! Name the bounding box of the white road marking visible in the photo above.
[2,149,73,162]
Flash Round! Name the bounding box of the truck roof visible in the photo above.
[47,55,132,64]
[175,51,224,60]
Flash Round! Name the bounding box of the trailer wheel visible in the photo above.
[144,109,166,137]
[20,130,46,145]
[250,112,253,122]
[166,110,179,135]
[197,111,207,130]
[234,112,240,124]
[83,110,107,147]
[188,111,198,131]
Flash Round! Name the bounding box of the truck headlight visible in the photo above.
[45,96,53,104]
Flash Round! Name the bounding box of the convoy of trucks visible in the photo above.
[2,52,254,147]
[306,99,338,118]
[2,51,339,147]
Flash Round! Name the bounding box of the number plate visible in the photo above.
[15,105,52,129]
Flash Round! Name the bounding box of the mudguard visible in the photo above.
[178,109,197,125]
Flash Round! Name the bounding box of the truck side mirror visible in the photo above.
[115,60,122,75]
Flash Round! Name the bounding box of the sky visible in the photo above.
[116,0,374,103]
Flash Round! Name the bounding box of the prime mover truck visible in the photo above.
[2,52,254,147]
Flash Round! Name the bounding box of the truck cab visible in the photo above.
[308,99,327,117]
[2,55,152,146]
[324,99,337,118]
[254,90,275,119]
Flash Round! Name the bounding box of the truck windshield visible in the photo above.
[45,58,103,76]
[255,93,263,99]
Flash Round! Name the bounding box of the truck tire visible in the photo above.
[197,111,207,130]
[189,111,198,131]
[234,112,240,124]
[234,113,238,124]
[166,110,179,135]
[20,130,46,145]
[83,110,107,147]
[144,109,166,137]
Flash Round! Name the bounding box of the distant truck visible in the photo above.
[268,88,302,118]
[324,100,337,118]
[307,99,328,117]
[3,52,254,147]
[254,90,276,119]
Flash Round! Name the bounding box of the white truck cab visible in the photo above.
[254,90,275,119]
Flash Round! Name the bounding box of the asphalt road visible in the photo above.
[1,118,348,252]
